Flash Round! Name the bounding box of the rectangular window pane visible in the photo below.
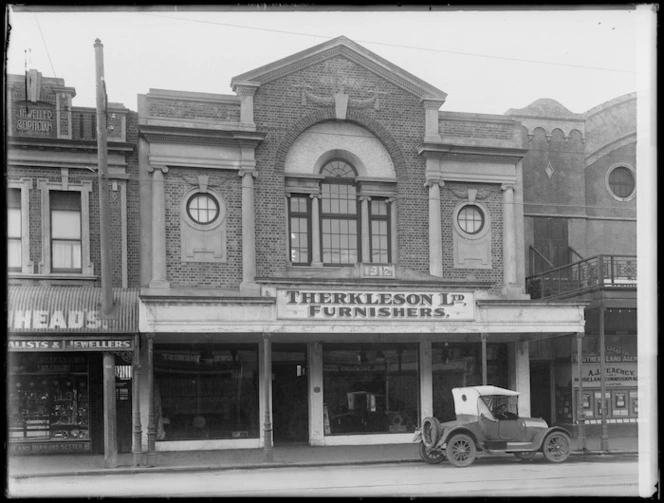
[8,240,22,269]
[8,207,21,238]
[52,241,82,270]
[52,210,81,239]
[323,344,419,435]
[50,191,80,210]
[154,346,260,441]
[288,197,310,265]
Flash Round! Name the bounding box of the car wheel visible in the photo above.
[445,433,476,468]
[419,441,446,464]
[421,417,441,449]
[542,432,571,463]
[513,451,536,461]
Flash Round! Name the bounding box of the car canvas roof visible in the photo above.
[456,385,520,397]
[451,386,520,417]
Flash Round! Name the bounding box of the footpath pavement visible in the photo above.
[7,433,638,480]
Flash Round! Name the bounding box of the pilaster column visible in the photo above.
[240,168,258,294]
[501,183,518,295]
[310,193,323,267]
[511,340,531,417]
[421,98,445,142]
[103,352,117,469]
[148,165,169,289]
[419,341,433,420]
[360,196,371,263]
[308,342,325,445]
[234,82,260,128]
[426,177,444,277]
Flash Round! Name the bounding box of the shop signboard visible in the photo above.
[276,289,474,321]
[9,440,91,455]
[571,362,637,387]
[8,338,133,352]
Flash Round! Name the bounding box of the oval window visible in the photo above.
[457,205,485,235]
[186,193,220,224]
[608,166,635,199]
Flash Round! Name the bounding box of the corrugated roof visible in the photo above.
[7,286,139,333]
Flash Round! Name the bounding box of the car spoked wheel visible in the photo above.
[542,432,571,463]
[419,442,446,464]
[421,417,441,449]
[445,433,476,467]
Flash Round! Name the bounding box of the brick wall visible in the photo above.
[162,167,243,288]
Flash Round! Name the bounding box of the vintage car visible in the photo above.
[413,385,572,467]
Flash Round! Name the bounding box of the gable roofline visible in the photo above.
[231,35,447,102]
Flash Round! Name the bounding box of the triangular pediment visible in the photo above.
[231,36,447,102]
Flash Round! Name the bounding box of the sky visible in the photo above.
[5,5,655,116]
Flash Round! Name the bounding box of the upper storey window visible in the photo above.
[187,193,220,224]
[607,165,635,200]
[7,189,22,271]
[320,160,359,265]
[50,191,82,272]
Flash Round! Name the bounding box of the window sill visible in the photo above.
[7,273,99,285]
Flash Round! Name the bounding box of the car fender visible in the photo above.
[532,426,572,450]
[439,425,482,450]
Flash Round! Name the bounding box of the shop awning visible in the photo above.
[7,286,139,334]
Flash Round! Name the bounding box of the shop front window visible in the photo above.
[154,344,259,441]
[8,353,90,451]
[432,343,507,422]
[323,344,419,435]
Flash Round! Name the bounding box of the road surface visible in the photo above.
[8,455,642,498]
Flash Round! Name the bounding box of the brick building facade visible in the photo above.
[6,70,140,455]
[136,37,585,453]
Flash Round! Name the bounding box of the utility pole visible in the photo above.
[95,38,117,469]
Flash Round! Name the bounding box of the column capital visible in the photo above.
[358,195,372,202]
[238,168,257,178]
[147,164,168,174]
[420,97,445,110]
[308,193,322,199]
[501,183,516,192]
[425,177,444,189]
[232,81,260,96]
[145,333,156,341]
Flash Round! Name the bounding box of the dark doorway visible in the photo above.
[529,361,551,424]
[532,217,570,274]
[115,363,133,453]
[272,344,308,444]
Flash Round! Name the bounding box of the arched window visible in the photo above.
[320,160,359,265]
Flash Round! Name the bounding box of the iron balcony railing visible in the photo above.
[526,254,637,300]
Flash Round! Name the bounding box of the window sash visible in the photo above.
[8,239,22,270]
[51,204,82,272]
[52,240,82,271]
[288,196,311,265]
[369,199,391,263]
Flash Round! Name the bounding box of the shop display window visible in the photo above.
[322,344,419,435]
[154,344,259,441]
[8,353,90,445]
[432,343,507,422]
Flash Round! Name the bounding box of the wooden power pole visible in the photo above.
[95,38,118,469]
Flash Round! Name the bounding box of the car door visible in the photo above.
[499,418,526,440]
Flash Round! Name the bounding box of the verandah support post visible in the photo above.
[263,334,273,462]
[132,333,143,466]
[102,352,118,468]
[481,333,488,385]
[576,332,587,452]
[146,333,156,466]
[599,303,609,451]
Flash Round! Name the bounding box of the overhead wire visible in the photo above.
[138,11,636,75]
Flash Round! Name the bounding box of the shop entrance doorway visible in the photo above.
[272,344,308,444]
[529,361,552,424]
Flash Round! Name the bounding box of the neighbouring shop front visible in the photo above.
[7,286,138,455]
[141,286,586,451]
